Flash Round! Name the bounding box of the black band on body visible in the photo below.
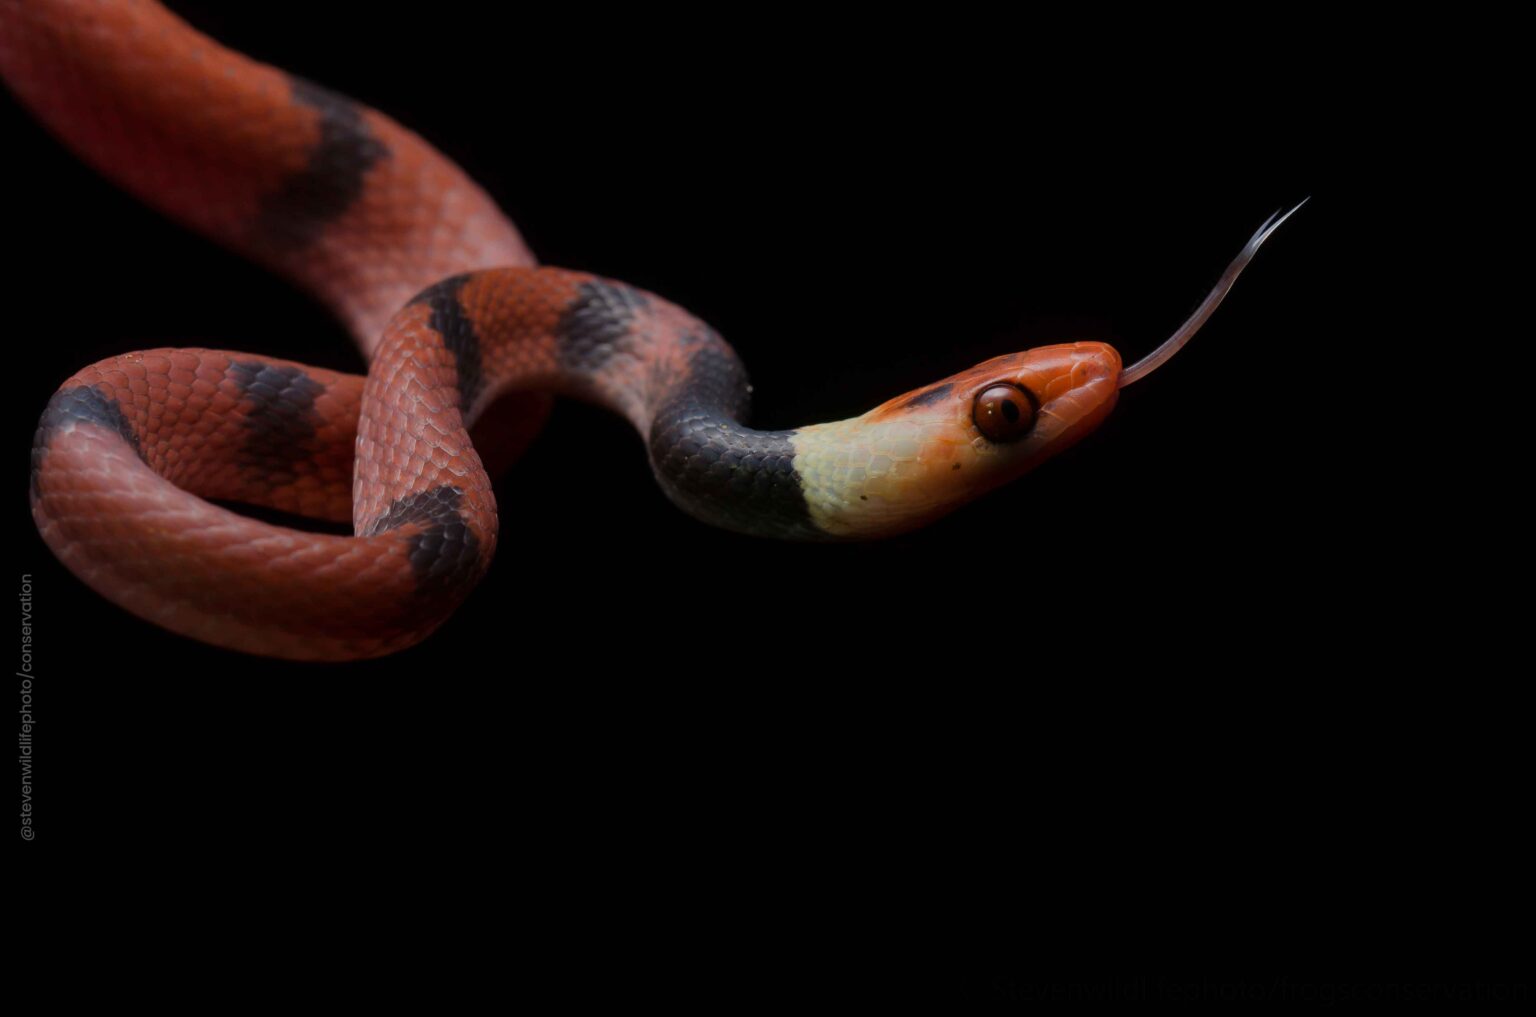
[252,76,388,254]
[32,384,141,500]
[408,274,485,407]
[554,279,651,375]
[229,361,326,485]
[366,485,483,600]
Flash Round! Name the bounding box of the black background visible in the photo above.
[5,0,1515,981]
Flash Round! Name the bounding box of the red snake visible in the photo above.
[3,0,1302,660]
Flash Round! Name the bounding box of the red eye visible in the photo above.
[973,384,1036,443]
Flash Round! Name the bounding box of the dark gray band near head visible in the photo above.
[252,76,388,254]
[543,282,824,540]
[648,346,822,540]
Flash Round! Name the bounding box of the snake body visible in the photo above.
[3,0,1294,660]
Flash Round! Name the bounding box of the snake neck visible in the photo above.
[381,268,828,541]
[646,347,824,541]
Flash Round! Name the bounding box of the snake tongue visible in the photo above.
[1118,198,1308,389]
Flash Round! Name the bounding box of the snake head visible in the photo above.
[791,342,1122,538]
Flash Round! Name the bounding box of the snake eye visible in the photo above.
[973,384,1037,443]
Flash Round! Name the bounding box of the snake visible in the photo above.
[2,0,1303,660]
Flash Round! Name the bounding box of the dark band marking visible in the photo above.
[648,346,821,539]
[252,76,388,254]
[554,280,651,374]
[31,384,142,500]
[408,274,484,406]
[229,361,326,485]
[366,485,483,600]
[899,382,955,410]
[35,385,140,453]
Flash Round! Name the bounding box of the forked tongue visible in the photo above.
[1118,198,1309,388]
